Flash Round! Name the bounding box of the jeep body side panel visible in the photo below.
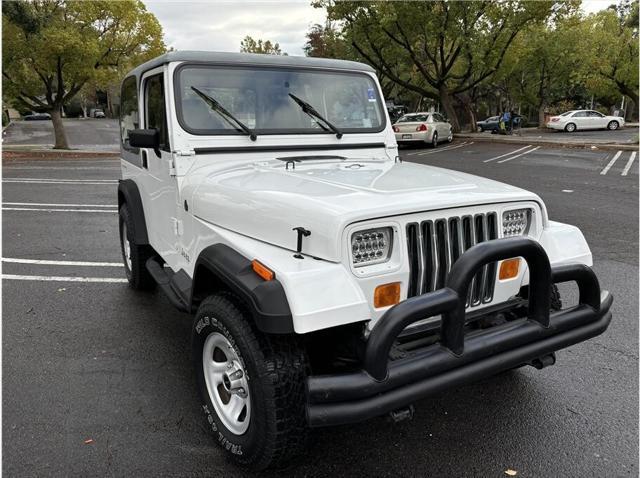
[192,244,294,333]
[117,179,149,244]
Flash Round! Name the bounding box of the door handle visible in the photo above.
[141,150,148,169]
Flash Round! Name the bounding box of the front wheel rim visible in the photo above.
[203,332,251,435]
[121,223,132,270]
[610,122,618,130]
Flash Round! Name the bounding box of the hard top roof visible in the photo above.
[125,50,375,79]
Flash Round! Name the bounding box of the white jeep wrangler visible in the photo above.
[118,51,612,470]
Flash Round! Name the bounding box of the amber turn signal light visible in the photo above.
[499,258,520,280]
[374,282,401,308]
[252,259,274,281]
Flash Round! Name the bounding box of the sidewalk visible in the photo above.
[456,126,638,151]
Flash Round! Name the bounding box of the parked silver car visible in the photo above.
[393,112,453,147]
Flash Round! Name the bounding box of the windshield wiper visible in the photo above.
[288,93,343,139]
[190,86,257,141]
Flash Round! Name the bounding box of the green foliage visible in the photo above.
[2,0,165,147]
[310,0,639,127]
[240,36,285,55]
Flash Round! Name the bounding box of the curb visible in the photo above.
[2,149,119,161]
[454,134,639,152]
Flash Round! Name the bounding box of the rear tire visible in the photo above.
[193,294,309,470]
[431,132,438,148]
[564,122,576,133]
[118,204,155,290]
[607,120,619,130]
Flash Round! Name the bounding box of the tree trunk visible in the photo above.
[51,107,70,149]
[537,103,546,129]
[458,94,477,132]
[439,87,460,132]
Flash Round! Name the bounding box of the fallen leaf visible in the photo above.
[57,288,66,292]
[84,438,94,445]
[505,470,517,476]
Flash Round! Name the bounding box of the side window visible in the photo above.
[120,76,139,152]
[145,73,170,152]
[573,111,587,118]
[589,111,604,117]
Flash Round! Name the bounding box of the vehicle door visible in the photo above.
[431,113,447,140]
[139,67,181,267]
[571,111,589,129]
[588,111,607,129]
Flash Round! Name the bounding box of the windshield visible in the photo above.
[176,65,385,135]
[398,114,429,123]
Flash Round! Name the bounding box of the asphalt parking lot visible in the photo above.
[3,119,119,152]
[2,141,638,477]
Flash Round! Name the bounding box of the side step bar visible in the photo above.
[145,258,191,313]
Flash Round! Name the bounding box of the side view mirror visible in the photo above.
[128,128,159,149]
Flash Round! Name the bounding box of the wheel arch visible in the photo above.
[191,244,295,334]
[118,179,149,245]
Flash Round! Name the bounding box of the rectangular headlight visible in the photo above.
[352,227,393,267]
[503,208,531,237]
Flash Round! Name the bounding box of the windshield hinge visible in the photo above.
[175,149,196,157]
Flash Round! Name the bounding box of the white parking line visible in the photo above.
[483,145,532,163]
[3,166,119,170]
[600,151,622,175]
[497,146,541,163]
[416,142,473,156]
[3,202,117,208]
[3,207,117,213]
[2,274,127,283]
[2,258,122,267]
[3,177,117,182]
[406,141,468,156]
[621,152,637,176]
[3,180,117,186]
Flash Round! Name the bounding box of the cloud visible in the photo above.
[143,1,327,56]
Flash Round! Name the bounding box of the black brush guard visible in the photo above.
[306,237,613,427]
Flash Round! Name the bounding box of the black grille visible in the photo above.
[406,212,498,306]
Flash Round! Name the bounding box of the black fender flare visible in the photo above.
[191,244,295,334]
[117,179,149,245]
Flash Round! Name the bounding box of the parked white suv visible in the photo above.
[118,52,612,470]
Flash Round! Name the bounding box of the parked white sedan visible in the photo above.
[393,112,453,147]
[546,110,625,132]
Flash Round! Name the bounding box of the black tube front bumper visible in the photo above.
[306,237,613,427]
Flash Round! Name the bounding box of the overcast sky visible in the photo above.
[143,1,327,56]
[143,0,617,57]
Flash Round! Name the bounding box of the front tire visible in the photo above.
[193,294,309,470]
[564,122,576,133]
[607,120,619,130]
[118,204,155,290]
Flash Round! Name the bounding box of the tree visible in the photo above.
[240,36,285,55]
[496,13,591,126]
[588,2,639,109]
[318,0,571,131]
[2,0,165,149]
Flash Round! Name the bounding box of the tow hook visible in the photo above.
[388,404,415,423]
[528,352,556,370]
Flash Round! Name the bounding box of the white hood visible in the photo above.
[188,158,543,261]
